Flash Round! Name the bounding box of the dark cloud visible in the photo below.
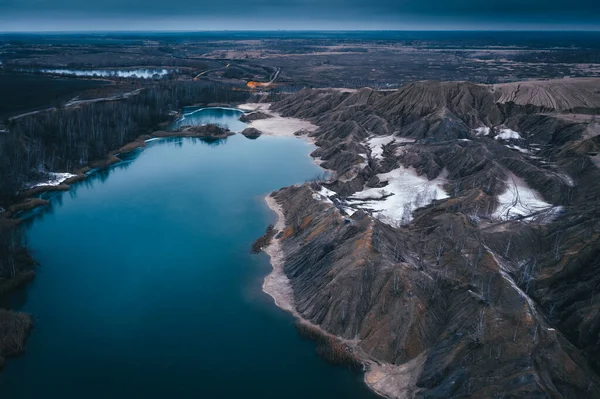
[0,0,598,30]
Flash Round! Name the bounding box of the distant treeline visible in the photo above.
[0,80,249,204]
[513,50,600,64]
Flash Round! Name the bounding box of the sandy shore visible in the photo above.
[262,195,358,345]
[263,193,426,399]
[238,103,318,139]
[262,196,296,314]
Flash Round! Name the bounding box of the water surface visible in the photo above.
[1,128,377,398]
[171,107,248,131]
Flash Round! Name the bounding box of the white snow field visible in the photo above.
[495,128,522,141]
[493,174,559,220]
[347,166,448,226]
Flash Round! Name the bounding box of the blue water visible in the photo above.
[0,110,378,398]
[171,107,248,132]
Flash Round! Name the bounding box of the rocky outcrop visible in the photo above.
[260,78,600,398]
[0,309,32,370]
[241,127,262,139]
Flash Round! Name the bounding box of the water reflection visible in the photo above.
[171,107,248,132]
[3,134,378,399]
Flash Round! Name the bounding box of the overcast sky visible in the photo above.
[0,0,598,31]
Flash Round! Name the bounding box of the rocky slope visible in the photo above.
[261,78,600,398]
[493,79,600,111]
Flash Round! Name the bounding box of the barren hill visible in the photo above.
[260,77,600,398]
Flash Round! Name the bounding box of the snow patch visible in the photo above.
[493,174,558,220]
[342,206,357,216]
[495,128,522,141]
[145,137,166,143]
[367,136,414,160]
[505,144,531,154]
[474,126,491,136]
[312,186,336,203]
[367,136,396,160]
[558,173,575,187]
[29,172,77,188]
[486,248,539,318]
[347,166,448,226]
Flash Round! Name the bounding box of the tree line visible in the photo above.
[0,80,248,203]
[0,80,248,283]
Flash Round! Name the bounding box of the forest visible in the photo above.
[0,80,249,287]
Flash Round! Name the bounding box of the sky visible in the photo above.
[0,0,598,31]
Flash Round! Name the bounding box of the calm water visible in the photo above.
[171,107,248,131]
[1,109,377,399]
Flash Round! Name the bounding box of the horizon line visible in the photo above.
[2,28,600,34]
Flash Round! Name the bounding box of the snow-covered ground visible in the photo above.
[474,126,491,136]
[367,136,414,160]
[29,172,77,189]
[238,103,318,137]
[495,128,522,141]
[493,174,559,220]
[367,136,396,159]
[505,144,531,154]
[346,166,448,226]
[312,186,336,204]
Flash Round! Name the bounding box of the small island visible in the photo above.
[241,127,262,139]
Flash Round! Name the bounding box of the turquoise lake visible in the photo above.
[0,108,378,399]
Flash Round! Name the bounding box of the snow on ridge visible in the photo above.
[495,128,522,141]
[312,186,336,204]
[311,186,357,217]
[367,136,415,160]
[367,136,396,160]
[474,126,491,136]
[505,144,531,154]
[493,174,560,221]
[29,172,77,189]
[559,173,575,187]
[347,166,448,227]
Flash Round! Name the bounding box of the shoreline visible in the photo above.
[257,101,426,397]
[3,101,408,397]
[262,195,358,345]
[4,112,243,219]
[10,102,316,218]
[262,193,425,399]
